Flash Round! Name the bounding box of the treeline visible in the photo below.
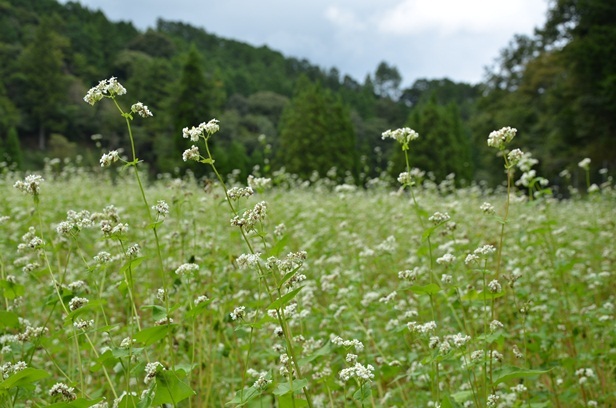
[0,0,613,186]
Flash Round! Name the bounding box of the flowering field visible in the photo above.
[1,79,615,407]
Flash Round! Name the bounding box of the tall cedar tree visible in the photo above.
[277,77,357,181]
[18,18,69,150]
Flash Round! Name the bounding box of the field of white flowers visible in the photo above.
[1,78,615,407]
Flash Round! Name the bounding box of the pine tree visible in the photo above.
[277,77,357,181]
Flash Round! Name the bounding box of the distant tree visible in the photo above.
[277,77,357,180]
[4,127,23,168]
[17,17,69,150]
[374,61,402,100]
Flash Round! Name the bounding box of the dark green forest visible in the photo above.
[0,0,614,187]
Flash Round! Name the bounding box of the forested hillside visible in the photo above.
[0,0,613,186]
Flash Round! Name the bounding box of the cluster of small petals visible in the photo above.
[182,119,220,142]
[230,201,267,230]
[100,150,120,167]
[69,296,89,311]
[131,102,153,118]
[487,126,517,149]
[474,245,496,256]
[397,172,412,185]
[73,318,94,330]
[429,212,450,225]
[330,335,364,352]
[49,382,76,401]
[436,253,456,265]
[144,362,164,384]
[407,321,437,334]
[575,368,595,384]
[247,175,272,190]
[464,254,480,265]
[398,268,419,282]
[486,394,500,407]
[194,295,209,306]
[182,145,200,162]
[1,361,27,379]
[236,253,262,269]
[507,148,524,166]
[339,362,375,382]
[252,372,271,390]
[227,186,254,200]
[449,333,471,348]
[14,175,44,196]
[489,320,504,332]
[381,127,419,145]
[174,263,199,276]
[151,200,169,217]
[578,158,591,170]
[480,202,495,215]
[488,279,502,293]
[83,77,126,105]
[230,306,245,321]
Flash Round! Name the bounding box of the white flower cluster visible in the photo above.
[227,186,254,200]
[69,296,89,311]
[488,279,502,293]
[507,148,524,166]
[407,321,437,334]
[152,200,169,217]
[182,145,200,162]
[436,253,456,265]
[174,263,199,276]
[480,202,495,215]
[330,335,364,352]
[230,201,268,231]
[429,212,450,225]
[398,268,420,282]
[182,119,220,142]
[131,102,153,118]
[73,318,94,330]
[230,306,246,321]
[487,126,517,149]
[83,77,127,105]
[247,175,272,190]
[465,244,496,265]
[1,361,27,379]
[49,382,76,401]
[339,362,375,383]
[236,253,262,269]
[144,361,165,384]
[578,157,591,170]
[100,150,120,167]
[575,367,595,384]
[381,127,419,147]
[13,175,44,196]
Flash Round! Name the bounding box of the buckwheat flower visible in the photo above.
[470,350,484,362]
[175,263,199,276]
[480,202,495,215]
[507,148,524,166]
[194,295,209,306]
[379,291,397,304]
[126,243,140,257]
[56,221,75,236]
[94,251,112,264]
[429,211,450,225]
[203,118,220,135]
[144,361,164,384]
[486,394,499,407]
[381,127,419,150]
[398,268,419,282]
[247,175,272,190]
[439,340,452,354]
[474,244,496,256]
[407,321,437,334]
[227,186,254,200]
[339,362,375,382]
[346,353,358,364]
[230,306,245,321]
[69,296,89,311]
[253,372,271,390]
[120,337,135,348]
[512,344,523,359]
[100,151,120,167]
[588,183,599,193]
[236,253,261,269]
[182,145,200,161]
[152,200,169,217]
[84,77,126,105]
[489,320,504,332]
[511,384,527,393]
[491,350,503,362]
[488,280,502,293]
[397,171,412,185]
[49,382,76,401]
[441,274,452,284]
[14,174,44,196]
[436,253,456,265]
[578,157,591,170]
[73,318,94,330]
[131,102,153,118]
[429,336,440,349]
[487,126,517,149]
[464,254,480,265]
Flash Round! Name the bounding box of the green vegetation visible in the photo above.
[1,0,613,187]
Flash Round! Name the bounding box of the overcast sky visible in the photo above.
[60,0,550,86]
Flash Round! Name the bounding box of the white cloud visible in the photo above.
[324,6,367,32]
[377,0,547,36]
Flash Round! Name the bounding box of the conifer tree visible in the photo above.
[278,77,357,181]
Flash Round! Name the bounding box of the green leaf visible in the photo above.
[352,382,372,401]
[152,370,195,406]
[450,390,474,404]
[0,280,25,300]
[492,366,551,385]
[461,290,505,301]
[226,386,261,406]
[409,283,441,295]
[299,343,332,366]
[272,378,309,396]
[141,304,169,321]
[268,287,303,310]
[199,158,214,164]
[64,299,107,324]
[120,256,145,273]
[0,368,49,389]
[269,235,289,257]
[279,265,302,289]
[47,397,105,408]
[134,324,176,346]
[278,393,309,408]
[0,311,20,328]
[440,393,462,408]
